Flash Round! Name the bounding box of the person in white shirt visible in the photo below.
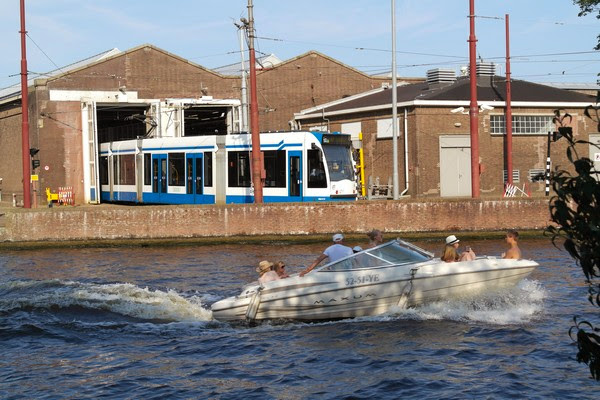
[257,260,280,285]
[300,233,353,276]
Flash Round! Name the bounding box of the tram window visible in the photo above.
[99,156,108,185]
[143,154,151,186]
[228,151,251,187]
[168,153,185,187]
[204,152,213,187]
[115,154,135,185]
[307,149,327,188]
[322,144,354,181]
[263,150,286,188]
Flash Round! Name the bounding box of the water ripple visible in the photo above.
[0,239,598,399]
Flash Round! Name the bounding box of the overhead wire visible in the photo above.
[255,35,466,59]
[5,21,596,131]
[26,33,65,75]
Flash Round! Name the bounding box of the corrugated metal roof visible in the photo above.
[213,54,282,76]
[0,48,121,103]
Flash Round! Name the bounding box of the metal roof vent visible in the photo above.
[476,62,496,76]
[426,68,457,85]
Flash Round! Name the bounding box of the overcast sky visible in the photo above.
[1,0,598,90]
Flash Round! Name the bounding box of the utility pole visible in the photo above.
[391,0,399,200]
[237,24,249,133]
[468,0,480,198]
[505,13,514,185]
[20,0,31,208]
[247,0,263,203]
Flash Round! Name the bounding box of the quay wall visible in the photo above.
[0,199,551,243]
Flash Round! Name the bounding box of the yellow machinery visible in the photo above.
[46,187,59,204]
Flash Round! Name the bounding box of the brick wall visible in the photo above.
[1,199,550,242]
[0,107,23,200]
[257,52,393,131]
[302,105,591,198]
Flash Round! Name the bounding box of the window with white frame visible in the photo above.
[503,169,520,183]
[341,122,361,141]
[376,118,400,139]
[490,115,554,135]
[308,125,327,132]
[528,168,546,182]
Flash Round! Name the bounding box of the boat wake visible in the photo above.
[0,279,214,323]
[387,279,546,325]
[0,278,545,334]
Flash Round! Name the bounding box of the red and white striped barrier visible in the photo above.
[58,186,74,205]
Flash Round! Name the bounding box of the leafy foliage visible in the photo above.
[573,0,600,49]
[547,107,600,380]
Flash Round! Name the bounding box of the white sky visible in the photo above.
[0,0,598,90]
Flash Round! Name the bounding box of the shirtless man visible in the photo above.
[502,230,522,259]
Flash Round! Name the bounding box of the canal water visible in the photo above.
[1,238,598,399]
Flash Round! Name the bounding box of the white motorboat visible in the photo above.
[210,239,539,322]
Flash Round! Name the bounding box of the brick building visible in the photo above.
[294,68,597,198]
[0,45,412,205]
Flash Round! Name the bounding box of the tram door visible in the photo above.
[288,151,303,201]
[186,153,209,203]
[151,154,167,203]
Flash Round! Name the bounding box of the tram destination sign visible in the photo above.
[321,134,351,146]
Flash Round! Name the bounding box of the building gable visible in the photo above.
[43,45,238,100]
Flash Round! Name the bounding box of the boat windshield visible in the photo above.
[322,144,354,182]
[320,240,432,271]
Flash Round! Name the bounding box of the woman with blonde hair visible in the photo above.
[274,261,289,279]
[441,245,459,263]
[442,235,476,262]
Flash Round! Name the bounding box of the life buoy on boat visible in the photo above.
[245,288,262,321]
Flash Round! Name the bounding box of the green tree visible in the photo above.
[547,108,600,380]
[574,0,600,49]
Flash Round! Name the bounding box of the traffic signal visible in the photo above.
[32,159,40,169]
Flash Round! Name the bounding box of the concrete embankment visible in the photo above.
[0,198,550,247]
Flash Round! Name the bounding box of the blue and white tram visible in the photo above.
[99,131,357,204]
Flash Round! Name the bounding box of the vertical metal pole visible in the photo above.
[247,0,263,203]
[359,132,366,198]
[20,0,31,208]
[391,0,399,200]
[546,131,551,196]
[468,0,480,198]
[505,14,513,186]
[239,26,249,133]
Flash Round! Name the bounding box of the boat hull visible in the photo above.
[211,258,538,322]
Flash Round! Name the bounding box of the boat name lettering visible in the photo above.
[346,274,380,286]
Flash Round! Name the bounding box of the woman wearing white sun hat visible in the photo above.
[441,235,476,262]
